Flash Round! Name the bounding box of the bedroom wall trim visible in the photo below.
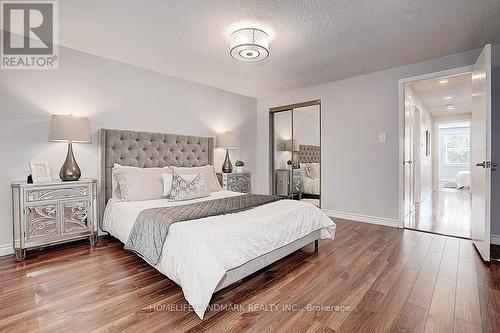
[322,209,399,228]
[0,230,110,258]
[0,243,13,256]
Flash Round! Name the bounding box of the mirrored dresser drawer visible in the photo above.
[217,172,251,193]
[11,179,98,261]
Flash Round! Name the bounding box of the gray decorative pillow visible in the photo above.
[169,172,210,201]
[173,166,222,192]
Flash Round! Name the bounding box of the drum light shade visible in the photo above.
[216,131,239,149]
[49,115,91,143]
[230,28,269,62]
[285,139,299,152]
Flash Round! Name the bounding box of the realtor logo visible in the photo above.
[1,1,58,69]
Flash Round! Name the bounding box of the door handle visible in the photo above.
[476,161,486,168]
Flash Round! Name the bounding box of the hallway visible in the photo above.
[406,189,471,239]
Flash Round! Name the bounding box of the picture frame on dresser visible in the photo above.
[29,161,53,183]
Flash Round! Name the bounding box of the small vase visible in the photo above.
[236,166,244,173]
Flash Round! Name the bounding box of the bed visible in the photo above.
[98,129,335,319]
[299,144,320,198]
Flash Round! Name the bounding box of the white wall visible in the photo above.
[257,48,482,222]
[0,46,257,250]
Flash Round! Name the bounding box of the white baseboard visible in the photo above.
[322,209,399,228]
[0,230,109,258]
[491,234,500,246]
[0,243,14,257]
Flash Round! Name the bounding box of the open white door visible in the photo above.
[471,44,492,262]
[404,93,415,220]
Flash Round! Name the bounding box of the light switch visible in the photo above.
[379,133,386,143]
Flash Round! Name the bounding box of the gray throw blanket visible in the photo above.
[124,194,283,265]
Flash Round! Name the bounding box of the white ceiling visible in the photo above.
[53,1,500,97]
[409,73,472,116]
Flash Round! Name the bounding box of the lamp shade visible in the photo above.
[285,139,299,152]
[216,131,238,149]
[49,115,91,143]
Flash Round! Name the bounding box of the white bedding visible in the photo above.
[455,171,470,189]
[103,190,335,319]
[302,177,320,195]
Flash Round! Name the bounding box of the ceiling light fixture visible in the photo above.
[443,96,452,100]
[439,79,449,84]
[230,28,269,62]
[445,104,455,110]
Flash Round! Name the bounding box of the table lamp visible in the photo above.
[217,131,239,173]
[49,114,91,181]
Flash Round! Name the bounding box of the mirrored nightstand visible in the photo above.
[217,172,251,193]
[276,168,302,199]
[11,178,98,261]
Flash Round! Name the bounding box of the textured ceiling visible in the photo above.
[409,73,472,116]
[55,0,500,97]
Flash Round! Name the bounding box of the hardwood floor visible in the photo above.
[406,189,471,239]
[1,219,499,333]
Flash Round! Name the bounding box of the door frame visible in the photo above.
[269,99,322,207]
[398,65,473,228]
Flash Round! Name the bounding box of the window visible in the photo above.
[444,134,470,165]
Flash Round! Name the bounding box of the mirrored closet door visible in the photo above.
[270,100,321,207]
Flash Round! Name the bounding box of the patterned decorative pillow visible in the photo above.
[303,162,320,179]
[169,172,210,201]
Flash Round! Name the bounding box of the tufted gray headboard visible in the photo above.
[98,129,214,223]
[299,144,320,163]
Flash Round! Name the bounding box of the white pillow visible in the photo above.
[161,173,174,197]
[169,172,210,201]
[173,165,222,192]
[309,163,320,178]
[113,163,172,201]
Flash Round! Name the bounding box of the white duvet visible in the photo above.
[103,190,335,319]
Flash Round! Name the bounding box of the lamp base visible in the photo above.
[222,149,233,173]
[60,141,81,181]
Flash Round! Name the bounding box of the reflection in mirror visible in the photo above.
[293,105,320,207]
[272,110,293,196]
[271,102,320,207]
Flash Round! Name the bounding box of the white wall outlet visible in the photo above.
[379,133,386,143]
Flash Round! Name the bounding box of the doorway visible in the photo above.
[403,73,473,239]
[399,45,493,261]
[269,100,321,207]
